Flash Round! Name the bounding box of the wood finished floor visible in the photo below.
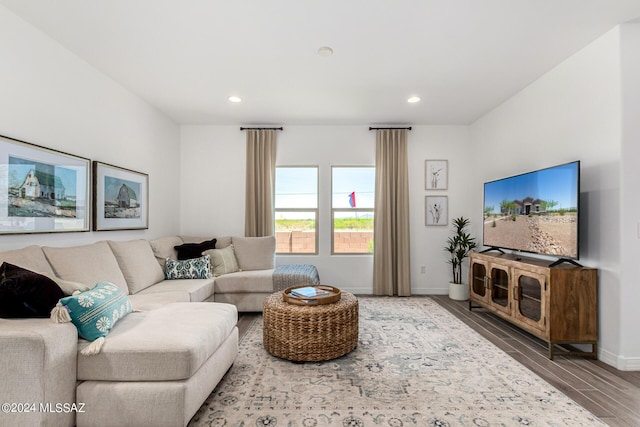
[237,295,640,426]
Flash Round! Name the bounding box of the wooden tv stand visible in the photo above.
[468,251,598,360]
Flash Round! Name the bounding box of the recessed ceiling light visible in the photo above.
[317,46,333,57]
[228,96,242,103]
[407,96,421,103]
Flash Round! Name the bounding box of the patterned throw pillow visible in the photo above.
[202,245,240,277]
[165,255,212,280]
[56,281,132,342]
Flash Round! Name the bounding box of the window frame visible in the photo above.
[331,165,375,255]
[274,165,319,255]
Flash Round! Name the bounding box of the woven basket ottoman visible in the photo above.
[263,290,358,362]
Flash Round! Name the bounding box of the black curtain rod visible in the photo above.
[240,127,283,131]
[369,126,412,131]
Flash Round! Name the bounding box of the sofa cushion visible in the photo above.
[136,279,214,302]
[42,241,129,294]
[203,245,240,277]
[149,236,183,269]
[215,236,232,249]
[174,238,217,260]
[232,236,276,271]
[76,302,238,381]
[213,269,275,294]
[128,291,191,311]
[46,276,91,296]
[165,255,211,280]
[0,263,65,318]
[107,240,164,294]
[180,235,213,244]
[0,245,56,277]
[57,282,132,342]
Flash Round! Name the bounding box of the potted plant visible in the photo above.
[444,216,477,300]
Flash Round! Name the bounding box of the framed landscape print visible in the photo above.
[93,161,148,231]
[426,195,448,226]
[0,134,90,234]
[425,159,448,190]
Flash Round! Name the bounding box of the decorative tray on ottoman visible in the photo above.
[283,285,341,305]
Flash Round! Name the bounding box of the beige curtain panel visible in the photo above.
[373,129,412,296]
[245,129,277,237]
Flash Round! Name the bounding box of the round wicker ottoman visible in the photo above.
[263,290,359,362]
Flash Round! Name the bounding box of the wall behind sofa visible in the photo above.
[0,7,181,252]
[180,124,472,294]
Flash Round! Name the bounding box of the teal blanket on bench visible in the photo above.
[273,264,320,292]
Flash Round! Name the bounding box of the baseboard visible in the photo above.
[598,347,640,371]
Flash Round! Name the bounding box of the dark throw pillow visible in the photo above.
[0,262,65,318]
[174,238,217,260]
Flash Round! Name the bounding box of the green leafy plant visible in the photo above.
[444,217,477,285]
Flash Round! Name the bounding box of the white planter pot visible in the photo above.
[449,282,469,301]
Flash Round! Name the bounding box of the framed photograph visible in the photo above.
[426,195,448,226]
[0,134,90,234]
[425,159,448,190]
[93,161,148,231]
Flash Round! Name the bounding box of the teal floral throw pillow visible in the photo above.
[51,281,132,356]
[165,254,211,280]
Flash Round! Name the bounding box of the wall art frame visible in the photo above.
[93,161,148,231]
[425,159,448,190]
[426,195,448,226]
[0,134,90,234]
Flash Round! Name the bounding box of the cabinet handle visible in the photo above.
[484,276,489,289]
[513,286,519,301]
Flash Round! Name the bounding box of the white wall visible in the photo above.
[408,126,474,293]
[619,23,640,367]
[0,6,180,251]
[179,126,245,237]
[180,125,471,294]
[471,27,631,368]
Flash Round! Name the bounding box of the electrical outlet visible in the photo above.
[420,266,426,274]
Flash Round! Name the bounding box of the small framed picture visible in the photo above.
[426,195,448,226]
[93,161,149,231]
[0,134,90,234]
[425,159,448,190]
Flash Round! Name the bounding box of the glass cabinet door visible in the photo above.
[490,266,510,313]
[471,262,487,298]
[514,270,546,332]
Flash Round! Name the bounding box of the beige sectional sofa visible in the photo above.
[0,235,277,427]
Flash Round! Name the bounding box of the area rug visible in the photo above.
[189,297,603,426]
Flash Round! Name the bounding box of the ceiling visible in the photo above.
[2,1,640,126]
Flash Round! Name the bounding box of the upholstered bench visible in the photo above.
[273,264,320,292]
[75,302,238,427]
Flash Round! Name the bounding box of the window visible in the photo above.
[331,166,375,254]
[275,166,318,254]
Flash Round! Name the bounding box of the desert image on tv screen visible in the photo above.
[483,162,579,258]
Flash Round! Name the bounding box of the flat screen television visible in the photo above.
[483,161,580,262]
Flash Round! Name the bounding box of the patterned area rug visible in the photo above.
[189,297,603,426]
